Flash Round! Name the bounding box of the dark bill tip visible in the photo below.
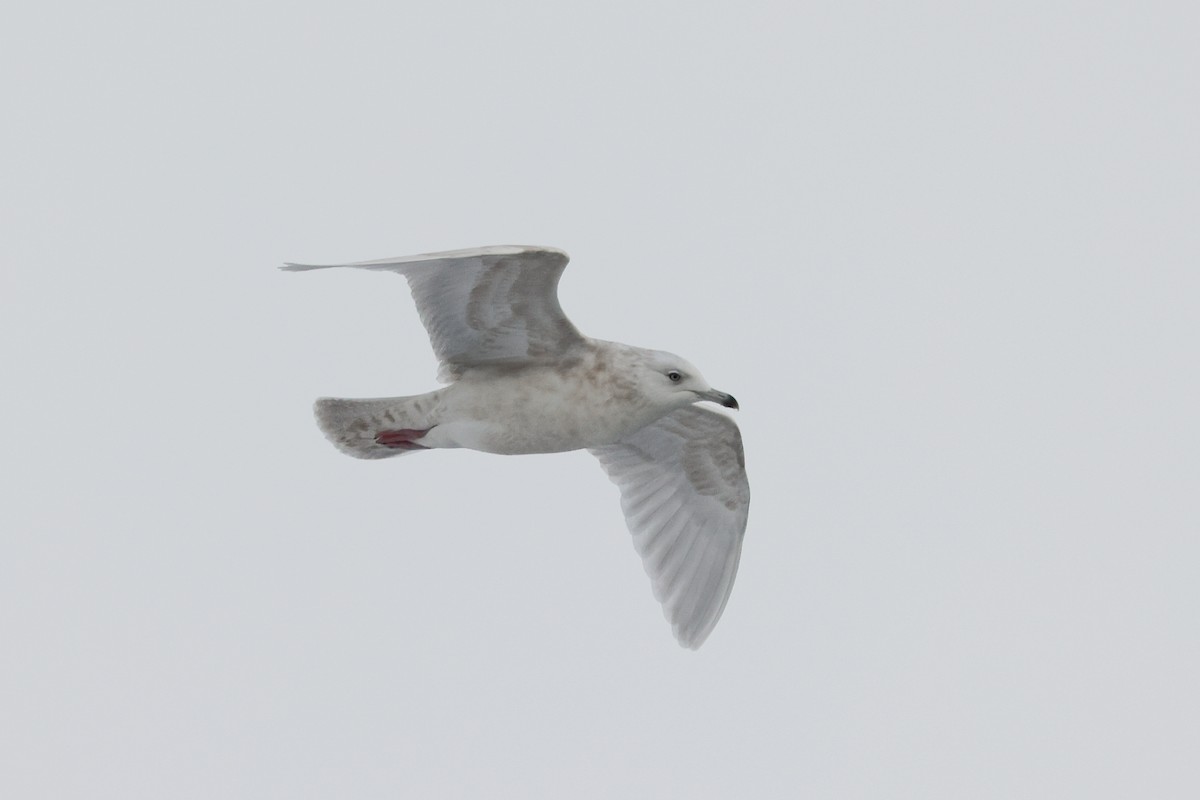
[699,388,740,410]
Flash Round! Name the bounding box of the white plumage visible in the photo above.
[284,245,749,648]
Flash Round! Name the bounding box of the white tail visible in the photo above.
[313,395,436,459]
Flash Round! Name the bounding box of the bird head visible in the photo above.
[637,349,739,412]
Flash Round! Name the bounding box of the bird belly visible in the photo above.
[429,369,650,455]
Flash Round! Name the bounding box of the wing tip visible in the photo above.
[673,618,718,649]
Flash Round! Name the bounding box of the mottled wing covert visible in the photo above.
[283,245,585,380]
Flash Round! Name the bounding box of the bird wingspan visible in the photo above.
[590,406,750,648]
[282,245,586,381]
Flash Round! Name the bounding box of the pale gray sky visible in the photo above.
[2,2,1197,798]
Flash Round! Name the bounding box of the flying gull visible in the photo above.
[282,245,749,648]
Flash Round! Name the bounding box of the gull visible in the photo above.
[282,246,749,648]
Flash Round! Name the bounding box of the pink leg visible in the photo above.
[375,428,432,450]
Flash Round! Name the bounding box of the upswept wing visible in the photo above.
[591,406,750,648]
[283,246,585,380]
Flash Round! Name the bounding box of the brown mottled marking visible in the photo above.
[675,415,747,511]
[506,253,578,357]
[581,344,640,404]
[465,262,502,331]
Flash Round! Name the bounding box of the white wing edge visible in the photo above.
[280,244,568,272]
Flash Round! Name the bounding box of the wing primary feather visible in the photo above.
[666,529,715,614]
[630,494,688,549]
[657,520,704,605]
[642,504,694,578]
[679,541,725,645]
[620,476,677,521]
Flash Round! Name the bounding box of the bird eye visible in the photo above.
[667,370,682,383]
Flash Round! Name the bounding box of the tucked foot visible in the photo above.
[375,428,432,450]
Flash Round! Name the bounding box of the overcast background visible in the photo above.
[2,2,1197,798]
